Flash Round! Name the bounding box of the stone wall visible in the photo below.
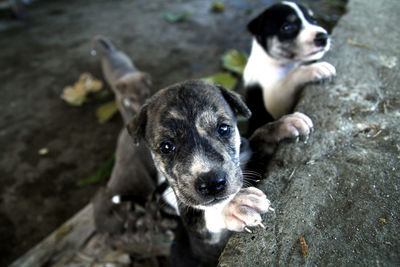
[219,0,400,265]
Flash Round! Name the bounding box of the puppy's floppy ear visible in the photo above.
[217,85,251,119]
[115,78,128,94]
[127,104,148,144]
[247,15,262,36]
[247,12,269,48]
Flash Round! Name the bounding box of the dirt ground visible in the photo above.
[0,0,345,265]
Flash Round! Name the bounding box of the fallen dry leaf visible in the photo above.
[79,72,103,93]
[347,39,372,49]
[299,236,309,258]
[61,73,103,106]
[61,85,87,106]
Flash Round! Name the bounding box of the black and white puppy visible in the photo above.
[128,80,313,265]
[244,1,336,132]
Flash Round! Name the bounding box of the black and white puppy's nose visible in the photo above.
[196,171,227,197]
[314,32,328,47]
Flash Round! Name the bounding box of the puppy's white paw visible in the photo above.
[296,61,336,83]
[303,61,336,81]
[273,112,313,142]
[222,187,271,232]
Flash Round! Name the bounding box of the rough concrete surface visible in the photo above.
[219,0,400,266]
[0,0,345,265]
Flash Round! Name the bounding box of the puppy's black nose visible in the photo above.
[314,32,328,47]
[196,171,227,197]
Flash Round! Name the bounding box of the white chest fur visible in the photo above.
[203,205,227,234]
[244,39,298,119]
[203,203,230,244]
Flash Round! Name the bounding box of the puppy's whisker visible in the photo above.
[242,181,251,188]
[242,175,262,184]
[242,170,262,178]
[242,176,256,183]
[242,178,255,184]
[242,171,261,177]
[243,174,262,181]
[241,179,254,188]
[243,170,261,176]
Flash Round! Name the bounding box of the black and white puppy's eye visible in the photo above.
[159,141,175,154]
[217,123,232,138]
[281,23,295,33]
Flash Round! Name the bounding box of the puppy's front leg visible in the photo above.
[246,112,313,175]
[286,61,336,87]
[267,62,336,119]
[226,113,313,232]
[250,112,313,151]
[222,187,271,232]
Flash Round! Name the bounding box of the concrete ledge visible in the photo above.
[219,0,400,265]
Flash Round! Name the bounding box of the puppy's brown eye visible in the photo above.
[159,141,175,154]
[217,124,232,138]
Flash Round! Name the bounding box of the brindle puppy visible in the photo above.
[128,80,312,265]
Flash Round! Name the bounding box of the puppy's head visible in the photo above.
[248,1,330,63]
[128,80,251,209]
[115,72,152,113]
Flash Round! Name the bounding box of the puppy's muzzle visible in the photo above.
[314,32,329,47]
[195,170,228,199]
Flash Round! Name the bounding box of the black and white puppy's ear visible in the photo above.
[247,13,267,46]
[127,104,148,145]
[217,85,252,119]
[247,14,262,36]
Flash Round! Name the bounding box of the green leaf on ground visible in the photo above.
[202,72,238,90]
[163,12,188,23]
[76,155,115,187]
[210,2,225,13]
[96,101,118,124]
[221,49,248,75]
